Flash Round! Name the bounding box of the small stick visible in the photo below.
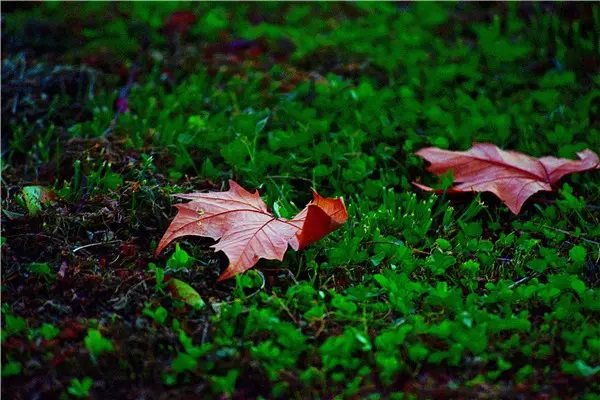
[532,223,600,246]
[509,274,537,290]
[245,270,266,299]
[100,30,148,138]
[72,240,122,253]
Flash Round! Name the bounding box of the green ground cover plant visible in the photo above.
[1,2,599,399]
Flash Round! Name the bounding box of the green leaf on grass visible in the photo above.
[1,361,22,377]
[84,329,114,358]
[170,279,205,310]
[171,352,198,373]
[22,186,55,216]
[569,245,586,265]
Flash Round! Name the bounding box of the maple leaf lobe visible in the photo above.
[293,191,349,249]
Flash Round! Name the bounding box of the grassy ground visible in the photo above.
[2,3,600,399]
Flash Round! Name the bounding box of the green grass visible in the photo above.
[2,2,599,399]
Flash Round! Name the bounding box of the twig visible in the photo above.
[245,270,266,299]
[273,295,298,325]
[535,199,600,211]
[110,280,148,310]
[532,223,600,246]
[509,274,537,290]
[100,31,147,138]
[12,54,27,114]
[82,65,96,100]
[11,233,67,245]
[362,241,403,246]
[72,240,122,253]
[201,322,210,345]
[266,175,314,184]
[261,267,299,284]
[100,71,136,137]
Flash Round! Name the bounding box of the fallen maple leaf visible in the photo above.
[414,143,599,214]
[156,180,348,281]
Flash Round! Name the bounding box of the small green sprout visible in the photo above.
[84,329,114,361]
[166,243,192,270]
[142,303,168,325]
[27,262,56,281]
[67,377,93,398]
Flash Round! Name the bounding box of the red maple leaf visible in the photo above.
[414,143,599,214]
[156,180,348,280]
